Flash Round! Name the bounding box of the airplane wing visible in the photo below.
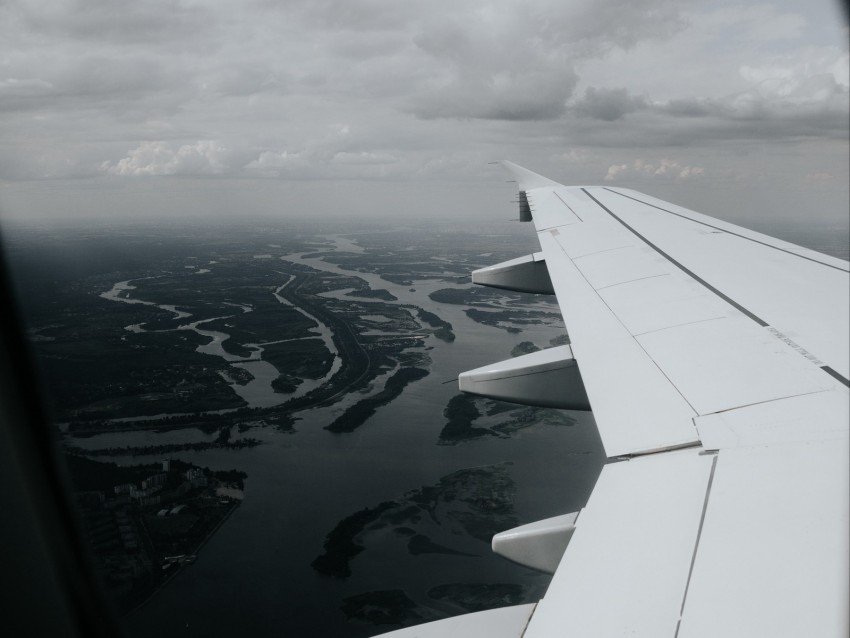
[376,162,849,637]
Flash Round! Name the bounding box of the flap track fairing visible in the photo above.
[471,252,554,295]
[492,512,579,573]
[458,345,590,410]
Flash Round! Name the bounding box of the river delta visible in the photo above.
[5,217,606,637]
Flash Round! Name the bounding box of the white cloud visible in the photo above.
[805,171,835,183]
[103,141,229,176]
[604,163,629,181]
[243,146,402,179]
[552,149,592,164]
[605,158,705,181]
[332,151,398,165]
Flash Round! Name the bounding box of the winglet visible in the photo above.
[498,160,562,191]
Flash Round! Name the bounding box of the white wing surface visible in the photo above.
[375,163,849,638]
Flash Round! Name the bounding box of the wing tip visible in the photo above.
[497,161,562,190]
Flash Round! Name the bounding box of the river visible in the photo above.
[92,233,604,638]
[98,269,345,412]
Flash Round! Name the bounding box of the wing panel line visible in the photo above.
[582,188,850,387]
[821,366,850,388]
[541,229,700,417]
[581,188,769,327]
[602,187,849,273]
[595,273,669,291]
[633,315,728,338]
[553,192,583,221]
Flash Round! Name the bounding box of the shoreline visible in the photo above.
[124,499,242,619]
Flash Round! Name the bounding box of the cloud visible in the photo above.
[657,63,849,138]
[552,149,591,164]
[0,78,56,111]
[406,10,578,121]
[15,0,213,46]
[103,141,230,176]
[0,0,847,189]
[805,171,835,183]
[332,151,398,165]
[410,68,579,121]
[575,48,849,146]
[402,0,688,121]
[242,139,401,179]
[604,158,705,181]
[243,151,309,178]
[696,3,808,43]
[574,87,648,121]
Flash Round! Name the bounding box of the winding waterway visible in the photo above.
[93,233,603,638]
[99,271,345,411]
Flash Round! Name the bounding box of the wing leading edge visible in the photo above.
[375,163,849,638]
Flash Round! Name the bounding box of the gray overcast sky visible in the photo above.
[1,0,848,229]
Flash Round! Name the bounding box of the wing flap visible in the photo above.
[523,449,716,637]
[537,229,699,456]
[694,390,849,449]
[635,315,834,415]
[375,603,537,638]
[678,436,849,637]
[598,274,728,336]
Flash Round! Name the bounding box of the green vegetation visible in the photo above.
[414,307,455,342]
[42,255,433,436]
[38,318,247,418]
[439,394,490,442]
[428,286,508,306]
[408,534,478,557]
[64,437,261,457]
[313,464,518,582]
[325,367,429,433]
[311,501,397,578]
[427,583,547,613]
[347,287,397,301]
[511,341,540,357]
[261,338,333,394]
[341,590,424,627]
[439,394,575,444]
[465,308,561,333]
